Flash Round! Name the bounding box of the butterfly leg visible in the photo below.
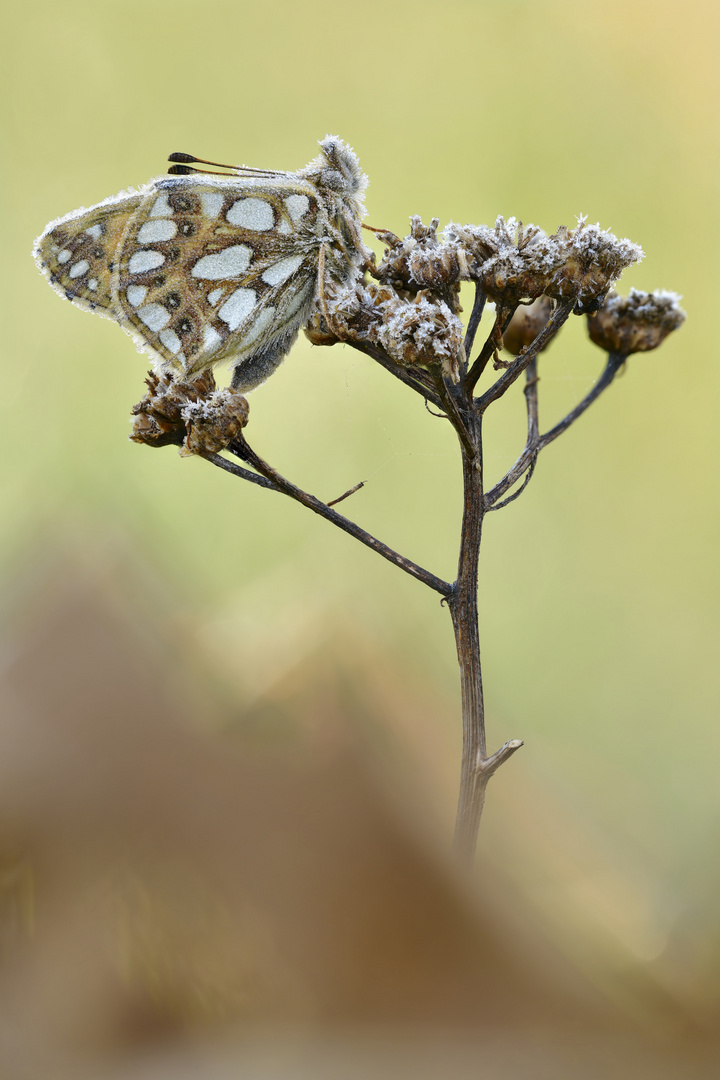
[317,242,345,342]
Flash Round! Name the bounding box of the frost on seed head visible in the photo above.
[130,369,249,456]
[374,216,466,306]
[376,291,464,378]
[306,210,651,378]
[546,216,644,313]
[445,214,644,311]
[445,217,565,303]
[587,288,686,355]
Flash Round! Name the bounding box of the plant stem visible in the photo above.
[448,412,489,859]
[444,403,524,861]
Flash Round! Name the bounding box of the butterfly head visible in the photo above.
[301,136,368,203]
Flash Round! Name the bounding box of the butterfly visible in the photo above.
[34,136,370,391]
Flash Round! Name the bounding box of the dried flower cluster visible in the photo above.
[131,370,249,456]
[587,288,687,355]
[309,210,651,381]
[445,218,565,304]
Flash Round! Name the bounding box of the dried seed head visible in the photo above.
[181,388,250,456]
[546,217,644,313]
[130,369,249,455]
[502,297,555,355]
[131,370,217,448]
[587,289,686,355]
[375,216,464,302]
[376,290,464,380]
[445,217,564,303]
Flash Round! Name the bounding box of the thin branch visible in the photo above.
[213,437,454,597]
[484,350,626,507]
[202,451,277,490]
[475,299,575,412]
[424,399,448,419]
[462,283,486,370]
[486,457,537,511]
[465,303,517,394]
[484,358,540,510]
[524,358,539,443]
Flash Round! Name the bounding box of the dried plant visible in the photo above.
[35,138,686,862]
[131,212,684,861]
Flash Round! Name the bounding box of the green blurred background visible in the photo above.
[2,0,719,1065]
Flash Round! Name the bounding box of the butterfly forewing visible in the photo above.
[34,192,142,315]
[113,175,323,373]
[34,137,370,390]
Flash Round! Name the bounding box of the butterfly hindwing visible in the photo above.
[113,176,321,374]
[34,191,143,316]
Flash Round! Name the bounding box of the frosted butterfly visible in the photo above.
[34,136,369,391]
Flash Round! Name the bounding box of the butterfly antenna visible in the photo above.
[169,152,240,170]
[167,152,289,178]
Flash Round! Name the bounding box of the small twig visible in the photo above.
[327,481,365,507]
[475,299,575,411]
[462,283,486,369]
[477,738,524,777]
[217,436,453,597]
[483,358,540,510]
[424,399,448,419]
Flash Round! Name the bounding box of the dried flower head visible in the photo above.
[375,216,466,307]
[502,297,555,355]
[306,274,464,381]
[546,217,644,313]
[131,370,249,456]
[375,290,464,379]
[445,217,564,303]
[587,288,686,355]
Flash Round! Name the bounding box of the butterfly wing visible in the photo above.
[112,176,322,381]
[34,190,144,316]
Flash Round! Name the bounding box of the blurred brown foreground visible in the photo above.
[0,549,718,1080]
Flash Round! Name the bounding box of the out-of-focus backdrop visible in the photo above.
[2,0,719,1076]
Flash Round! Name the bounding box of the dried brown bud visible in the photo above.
[587,289,686,355]
[130,369,249,456]
[502,297,555,355]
